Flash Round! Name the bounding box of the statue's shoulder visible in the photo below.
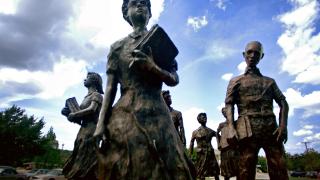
[109,36,128,52]
[91,92,103,103]
[171,108,182,116]
[206,127,214,133]
[227,74,245,87]
[230,74,245,82]
[262,75,275,83]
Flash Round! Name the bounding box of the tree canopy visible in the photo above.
[0,105,63,167]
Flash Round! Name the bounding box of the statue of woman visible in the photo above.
[189,113,220,180]
[93,0,195,179]
[61,72,103,180]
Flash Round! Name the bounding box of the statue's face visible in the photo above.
[127,0,150,26]
[198,114,207,125]
[243,42,263,67]
[163,93,172,106]
[84,74,93,88]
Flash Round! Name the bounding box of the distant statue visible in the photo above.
[224,41,289,180]
[189,113,220,180]
[93,0,195,179]
[162,90,186,147]
[217,107,239,180]
[61,72,103,180]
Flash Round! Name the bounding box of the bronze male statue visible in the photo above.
[162,90,186,147]
[189,113,220,180]
[225,41,289,180]
[93,0,195,179]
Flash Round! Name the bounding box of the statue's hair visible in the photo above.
[161,90,170,96]
[197,112,207,120]
[221,107,227,117]
[245,41,264,53]
[122,0,152,26]
[88,72,104,94]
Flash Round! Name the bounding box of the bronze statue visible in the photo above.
[189,113,220,180]
[162,90,186,147]
[224,41,289,180]
[217,107,239,180]
[93,0,195,179]
[61,72,103,180]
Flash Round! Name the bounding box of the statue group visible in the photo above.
[61,0,289,180]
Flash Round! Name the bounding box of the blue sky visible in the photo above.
[0,0,319,154]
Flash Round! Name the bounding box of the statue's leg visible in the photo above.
[238,139,259,180]
[264,142,289,180]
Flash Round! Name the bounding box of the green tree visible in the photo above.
[257,156,268,172]
[285,150,320,171]
[0,105,46,166]
[33,127,63,168]
[303,149,320,171]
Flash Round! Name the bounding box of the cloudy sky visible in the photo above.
[0,0,319,154]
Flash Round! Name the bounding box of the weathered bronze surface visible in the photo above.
[94,0,195,179]
[224,41,289,180]
[189,113,220,180]
[61,72,103,180]
[162,90,186,147]
[217,107,239,180]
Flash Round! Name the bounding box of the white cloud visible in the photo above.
[187,16,208,32]
[284,88,320,118]
[0,0,19,14]
[216,103,225,112]
[72,0,165,48]
[303,133,320,142]
[205,42,238,60]
[304,125,314,129]
[293,129,313,136]
[210,0,229,11]
[0,57,87,101]
[181,41,238,72]
[221,73,233,81]
[237,61,246,74]
[277,0,320,85]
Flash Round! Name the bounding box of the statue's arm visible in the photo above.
[225,104,235,126]
[68,101,99,120]
[272,81,289,143]
[274,99,289,143]
[189,133,196,156]
[152,66,179,86]
[94,73,118,137]
[178,112,186,146]
[130,49,179,86]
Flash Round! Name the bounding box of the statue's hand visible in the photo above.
[93,124,107,152]
[273,126,287,144]
[227,124,238,146]
[61,107,70,117]
[67,112,76,121]
[129,48,156,71]
[93,124,104,139]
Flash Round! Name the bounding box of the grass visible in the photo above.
[289,177,316,180]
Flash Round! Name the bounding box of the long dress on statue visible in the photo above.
[98,31,195,180]
[191,126,220,179]
[63,92,102,180]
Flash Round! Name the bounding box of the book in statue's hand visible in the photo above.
[66,97,80,113]
[134,24,179,71]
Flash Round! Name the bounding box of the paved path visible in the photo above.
[206,172,270,180]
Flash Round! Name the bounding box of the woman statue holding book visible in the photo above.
[61,72,103,180]
[93,0,195,179]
